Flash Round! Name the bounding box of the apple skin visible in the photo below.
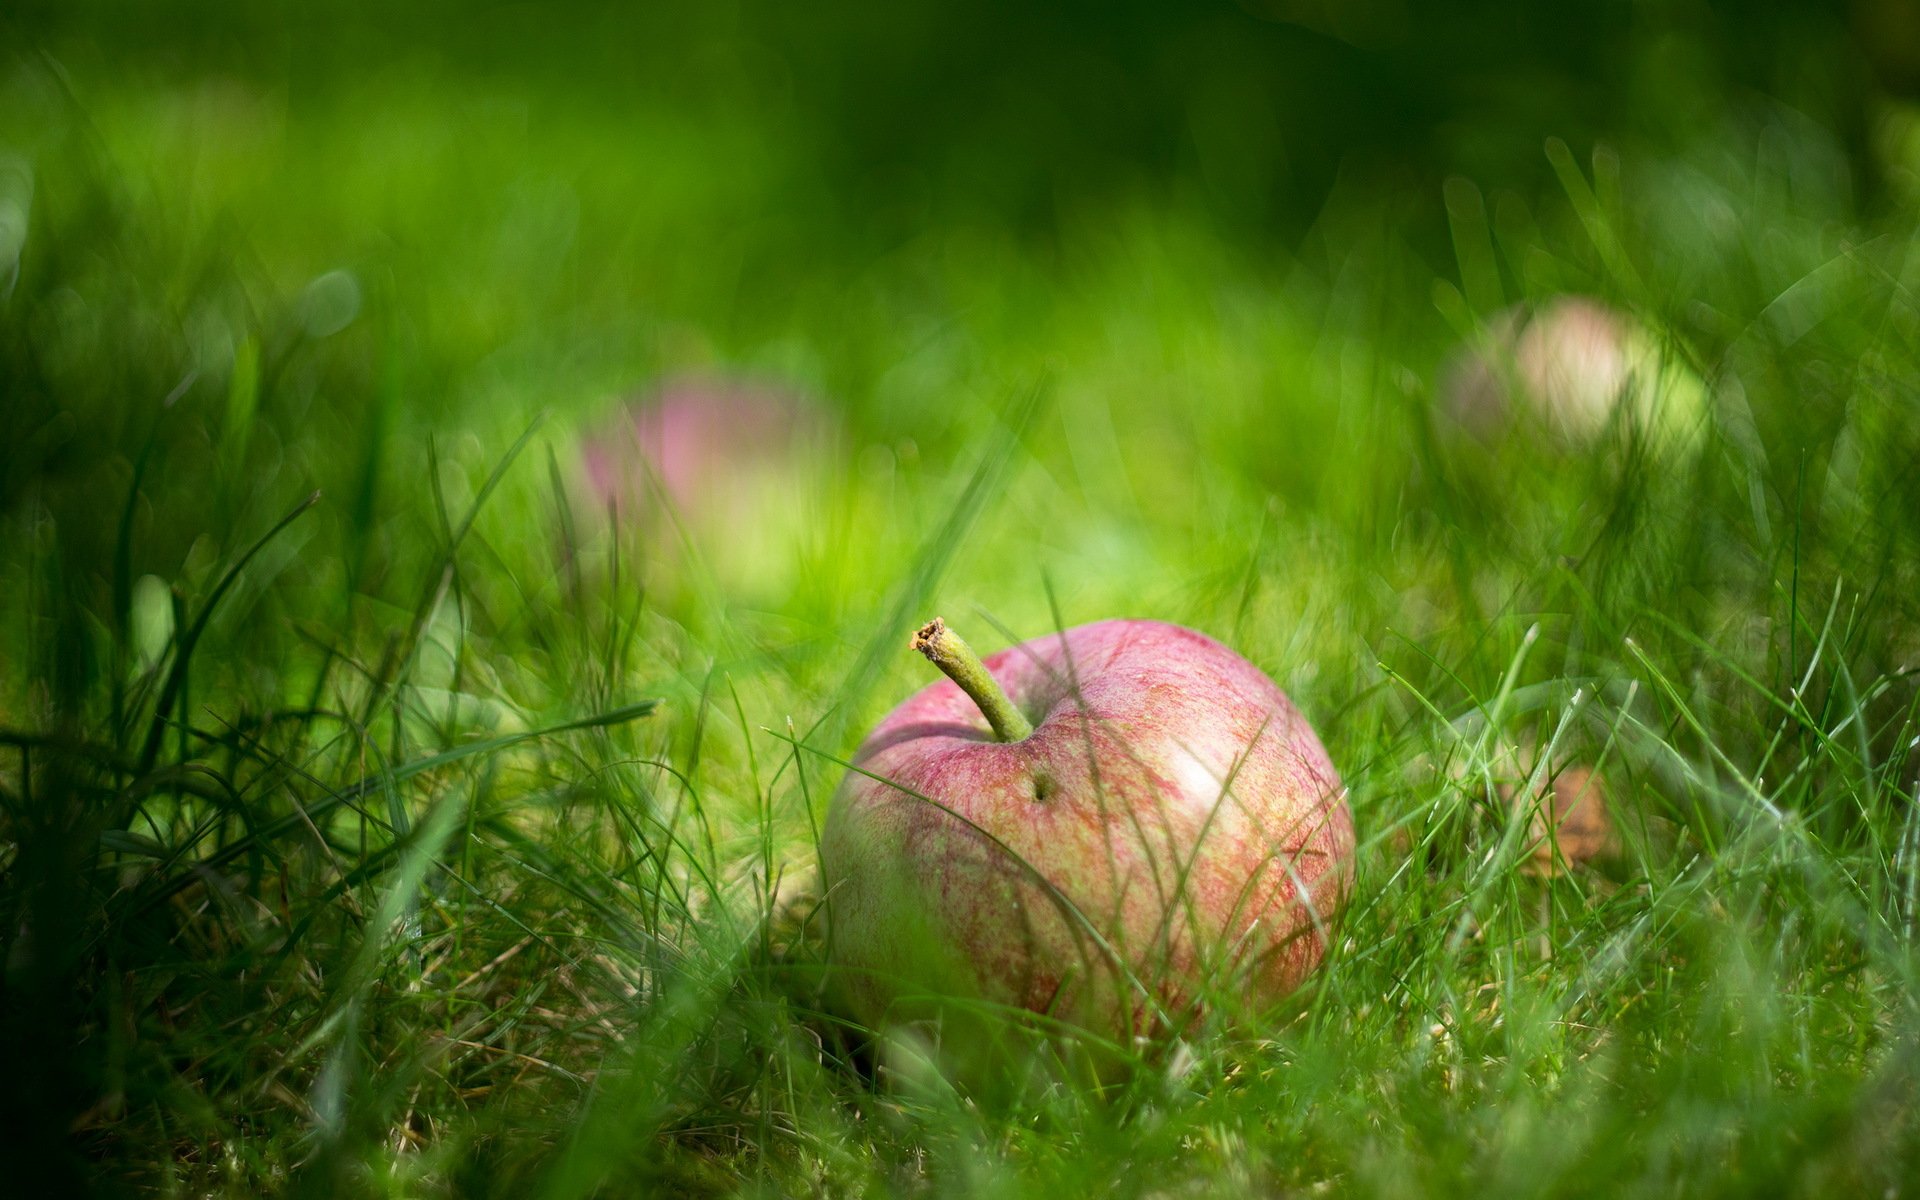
[821,619,1354,1049]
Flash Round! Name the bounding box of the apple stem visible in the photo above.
[911,618,1033,742]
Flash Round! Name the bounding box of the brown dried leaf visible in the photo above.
[1521,764,1618,875]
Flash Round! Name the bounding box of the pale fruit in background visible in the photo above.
[576,373,836,600]
[1437,296,1710,452]
[822,617,1355,1063]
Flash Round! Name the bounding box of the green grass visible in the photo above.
[6,14,1920,1196]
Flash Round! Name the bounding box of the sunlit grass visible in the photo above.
[4,31,1920,1197]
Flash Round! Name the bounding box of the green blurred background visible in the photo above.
[9,0,1915,664]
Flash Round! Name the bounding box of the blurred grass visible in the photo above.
[5,1,1920,1195]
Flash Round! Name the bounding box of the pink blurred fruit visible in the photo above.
[582,374,823,521]
[576,374,831,593]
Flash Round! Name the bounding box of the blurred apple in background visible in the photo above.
[1436,296,1710,452]
[575,372,838,602]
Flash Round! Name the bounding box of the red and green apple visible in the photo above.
[822,617,1355,1053]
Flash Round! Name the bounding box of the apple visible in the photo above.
[821,617,1355,1057]
[574,373,834,598]
[580,374,820,516]
[1437,296,1709,451]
